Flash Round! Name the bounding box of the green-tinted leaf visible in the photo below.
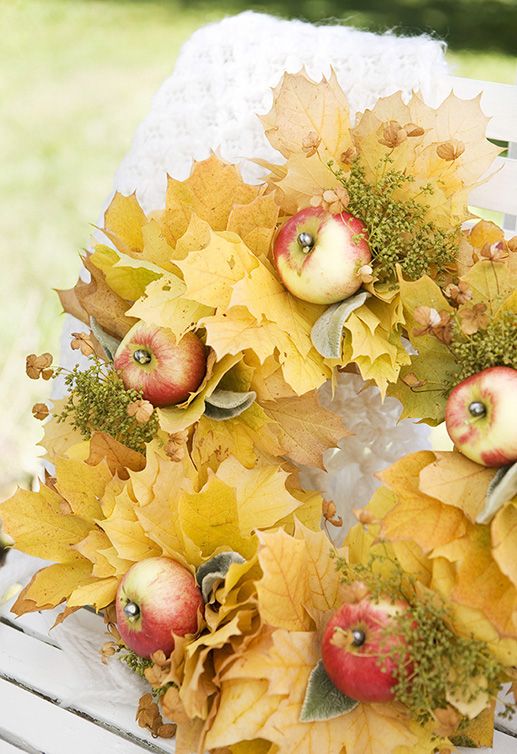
[477,462,517,524]
[204,389,256,421]
[300,660,358,722]
[311,291,371,358]
[196,550,246,602]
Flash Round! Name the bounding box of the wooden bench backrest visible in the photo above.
[448,75,517,230]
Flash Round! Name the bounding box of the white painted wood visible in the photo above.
[0,677,158,754]
[0,621,169,753]
[469,157,517,216]
[0,740,25,754]
[448,76,517,143]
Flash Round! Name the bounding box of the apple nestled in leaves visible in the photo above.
[114,322,207,407]
[272,207,371,305]
[321,592,411,703]
[116,557,203,658]
[445,366,517,467]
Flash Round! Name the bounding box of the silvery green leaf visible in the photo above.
[204,389,256,421]
[300,660,358,722]
[90,317,122,362]
[476,462,517,524]
[196,551,246,603]
[311,291,371,358]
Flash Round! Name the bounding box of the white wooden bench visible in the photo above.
[1,72,517,753]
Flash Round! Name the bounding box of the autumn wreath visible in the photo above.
[2,71,517,753]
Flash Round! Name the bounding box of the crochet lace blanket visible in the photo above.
[5,12,447,713]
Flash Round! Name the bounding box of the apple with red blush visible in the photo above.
[115,557,203,658]
[445,366,517,467]
[321,590,411,703]
[272,207,371,304]
[114,322,207,407]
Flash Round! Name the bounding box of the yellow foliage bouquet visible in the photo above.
[2,71,517,753]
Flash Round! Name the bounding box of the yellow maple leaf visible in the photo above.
[54,457,112,522]
[202,307,287,363]
[177,230,258,309]
[127,273,212,340]
[0,484,91,563]
[380,452,468,553]
[102,191,147,256]
[451,525,517,638]
[165,153,259,236]
[100,487,161,563]
[204,679,283,750]
[261,391,348,469]
[38,398,84,463]
[216,456,302,535]
[226,193,279,256]
[89,244,161,302]
[178,475,256,566]
[67,576,119,610]
[294,521,346,619]
[418,451,497,523]
[261,69,353,160]
[341,703,419,754]
[491,502,517,588]
[11,560,94,615]
[255,529,312,631]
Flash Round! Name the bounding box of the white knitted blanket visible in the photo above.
[2,11,446,716]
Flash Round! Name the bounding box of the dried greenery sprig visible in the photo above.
[54,356,159,453]
[329,157,459,284]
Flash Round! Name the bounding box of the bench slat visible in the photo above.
[0,677,159,754]
[447,76,517,143]
[469,156,517,216]
[0,621,169,753]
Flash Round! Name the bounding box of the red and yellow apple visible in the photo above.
[321,592,410,703]
[114,322,207,407]
[445,366,517,467]
[115,557,203,658]
[272,207,371,304]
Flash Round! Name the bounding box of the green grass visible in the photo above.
[0,0,515,492]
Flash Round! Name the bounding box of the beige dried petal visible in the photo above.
[156,724,176,739]
[164,430,189,462]
[436,139,465,161]
[459,303,490,335]
[127,399,154,424]
[433,311,454,345]
[378,120,407,148]
[32,402,49,420]
[353,508,377,525]
[340,145,358,164]
[401,372,426,389]
[26,352,54,379]
[403,122,425,137]
[342,581,370,603]
[480,241,509,261]
[322,499,343,528]
[322,189,338,203]
[302,130,321,157]
[414,306,441,328]
[71,332,96,357]
[309,194,323,208]
[444,281,472,306]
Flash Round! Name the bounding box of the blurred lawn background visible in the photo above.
[1,0,516,495]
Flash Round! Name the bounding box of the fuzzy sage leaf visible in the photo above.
[204,389,256,421]
[196,551,246,603]
[311,291,371,358]
[90,317,121,362]
[300,660,358,722]
[476,462,517,524]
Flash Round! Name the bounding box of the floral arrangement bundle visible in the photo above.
[2,71,517,753]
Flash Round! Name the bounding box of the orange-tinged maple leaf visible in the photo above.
[418,451,497,523]
[255,529,312,631]
[491,502,517,588]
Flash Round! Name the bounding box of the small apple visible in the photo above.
[321,592,410,703]
[116,557,203,658]
[445,366,517,467]
[272,207,371,304]
[114,322,207,407]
